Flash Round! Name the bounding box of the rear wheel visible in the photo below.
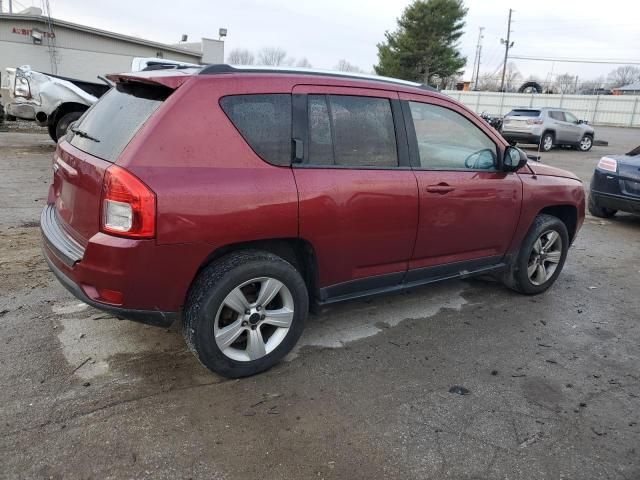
[588,194,616,218]
[183,250,308,378]
[503,214,569,295]
[540,132,554,152]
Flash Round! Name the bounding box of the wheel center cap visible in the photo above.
[249,312,261,325]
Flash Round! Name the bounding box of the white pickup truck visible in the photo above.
[1,58,197,141]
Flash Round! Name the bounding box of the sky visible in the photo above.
[9,0,640,82]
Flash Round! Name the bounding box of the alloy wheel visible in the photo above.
[580,136,592,151]
[527,230,563,286]
[214,277,294,362]
[543,135,553,151]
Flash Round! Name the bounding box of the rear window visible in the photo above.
[506,109,541,117]
[68,83,170,162]
[220,94,292,166]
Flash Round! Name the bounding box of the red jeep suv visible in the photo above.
[42,66,585,377]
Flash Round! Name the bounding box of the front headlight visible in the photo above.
[14,76,31,98]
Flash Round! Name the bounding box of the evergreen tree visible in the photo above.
[375,0,468,86]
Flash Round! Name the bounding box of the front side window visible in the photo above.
[564,111,578,124]
[408,102,497,170]
[220,94,291,166]
[307,95,398,168]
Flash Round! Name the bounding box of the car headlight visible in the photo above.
[14,76,31,98]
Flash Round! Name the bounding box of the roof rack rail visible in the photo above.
[198,64,437,92]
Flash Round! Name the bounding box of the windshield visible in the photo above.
[506,109,541,117]
[68,83,171,162]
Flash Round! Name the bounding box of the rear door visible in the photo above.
[291,85,419,298]
[399,93,522,273]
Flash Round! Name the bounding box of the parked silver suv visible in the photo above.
[501,107,595,152]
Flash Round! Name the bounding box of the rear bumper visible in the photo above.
[501,131,541,144]
[40,203,210,327]
[42,249,177,327]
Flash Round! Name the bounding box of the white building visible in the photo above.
[0,7,224,84]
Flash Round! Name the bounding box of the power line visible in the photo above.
[509,55,640,65]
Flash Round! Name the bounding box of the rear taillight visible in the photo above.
[526,118,543,125]
[100,165,156,238]
[597,157,618,173]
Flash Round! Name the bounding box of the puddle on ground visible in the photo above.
[52,282,469,377]
[286,281,468,359]
[53,301,184,380]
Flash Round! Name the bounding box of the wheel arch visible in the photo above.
[539,204,578,242]
[48,102,89,128]
[187,238,320,308]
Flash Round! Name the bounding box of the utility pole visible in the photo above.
[500,9,514,92]
[8,0,12,13]
[471,27,484,89]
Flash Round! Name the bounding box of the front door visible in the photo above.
[292,85,419,299]
[399,93,522,274]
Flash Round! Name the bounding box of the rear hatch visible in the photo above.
[51,81,173,245]
[503,109,541,131]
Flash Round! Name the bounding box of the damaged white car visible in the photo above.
[1,66,110,142]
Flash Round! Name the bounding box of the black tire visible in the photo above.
[540,132,554,152]
[578,134,593,152]
[183,250,308,378]
[503,214,569,295]
[588,194,616,218]
[47,122,58,142]
[54,111,83,142]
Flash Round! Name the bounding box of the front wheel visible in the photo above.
[588,194,616,218]
[54,111,83,142]
[578,135,593,152]
[503,214,569,295]
[183,250,308,378]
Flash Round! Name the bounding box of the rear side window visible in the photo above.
[220,94,292,166]
[506,109,540,117]
[307,95,398,168]
[549,111,566,121]
[69,83,170,163]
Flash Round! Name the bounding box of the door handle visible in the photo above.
[425,183,455,194]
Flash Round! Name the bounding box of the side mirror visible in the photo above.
[503,146,528,172]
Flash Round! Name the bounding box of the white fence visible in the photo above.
[442,91,640,128]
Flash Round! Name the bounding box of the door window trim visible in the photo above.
[401,99,503,172]
[292,92,411,170]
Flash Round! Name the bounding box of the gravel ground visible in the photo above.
[0,127,638,479]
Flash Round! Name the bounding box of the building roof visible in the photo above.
[617,81,640,91]
[0,12,202,59]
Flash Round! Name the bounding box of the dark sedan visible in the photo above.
[589,146,640,217]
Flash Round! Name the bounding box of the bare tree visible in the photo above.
[607,65,640,88]
[227,48,255,65]
[579,77,605,94]
[555,73,577,94]
[257,47,287,66]
[503,62,522,92]
[296,58,312,68]
[476,73,499,92]
[334,59,363,73]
